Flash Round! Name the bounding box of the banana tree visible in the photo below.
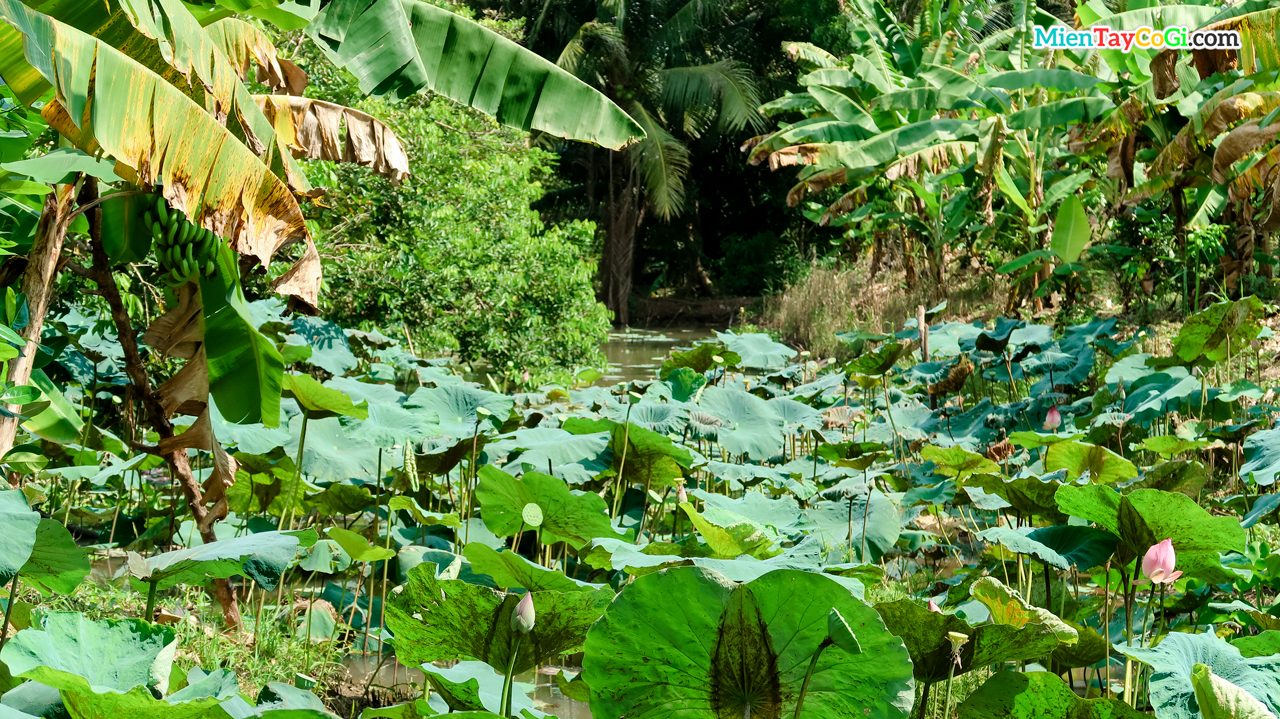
[0,0,643,629]
[750,3,1108,305]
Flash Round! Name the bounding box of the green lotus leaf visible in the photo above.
[1054,484,1121,534]
[289,316,358,376]
[123,529,316,591]
[289,416,385,484]
[662,366,707,402]
[308,482,375,515]
[404,384,512,439]
[678,501,782,559]
[604,400,689,436]
[803,491,901,562]
[0,612,223,719]
[20,519,89,596]
[876,581,1076,684]
[1165,296,1262,366]
[964,473,1068,523]
[488,426,611,484]
[342,401,438,448]
[958,670,1145,718]
[583,567,915,719]
[386,497,461,528]
[0,489,39,585]
[474,466,624,549]
[325,527,394,563]
[563,417,693,490]
[1192,663,1278,719]
[920,445,999,479]
[659,342,740,378]
[979,525,1116,571]
[1242,429,1280,488]
[1115,631,1280,719]
[972,577,1077,641]
[714,331,796,371]
[1045,441,1138,484]
[419,660,536,715]
[1049,619,1109,671]
[1233,631,1280,659]
[298,539,352,573]
[1129,459,1208,497]
[462,543,606,593]
[283,373,369,420]
[1116,489,1246,584]
[698,386,786,460]
[385,563,612,674]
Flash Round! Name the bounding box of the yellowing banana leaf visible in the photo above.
[0,0,322,309]
[1213,113,1280,183]
[1186,7,1280,81]
[306,0,643,149]
[1148,86,1280,182]
[786,167,846,207]
[254,95,410,182]
[205,17,306,95]
[0,0,310,192]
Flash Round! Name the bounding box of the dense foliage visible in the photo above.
[1,298,1280,719]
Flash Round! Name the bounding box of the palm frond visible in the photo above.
[557,20,626,78]
[658,59,765,135]
[625,100,691,220]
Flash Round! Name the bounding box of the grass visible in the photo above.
[760,255,1006,358]
[40,575,347,698]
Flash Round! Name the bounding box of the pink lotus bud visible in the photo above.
[1136,538,1182,586]
[928,599,942,613]
[512,592,536,634]
[678,485,688,504]
[1043,406,1062,432]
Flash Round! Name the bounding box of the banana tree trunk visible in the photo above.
[0,183,76,475]
[1222,199,1256,295]
[83,195,243,630]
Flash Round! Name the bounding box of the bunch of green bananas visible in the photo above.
[143,194,224,287]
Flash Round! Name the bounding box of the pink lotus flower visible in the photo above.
[678,485,688,504]
[928,599,942,613]
[1135,539,1182,585]
[512,592,536,634]
[1044,406,1062,432]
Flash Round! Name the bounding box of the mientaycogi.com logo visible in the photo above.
[1032,25,1242,52]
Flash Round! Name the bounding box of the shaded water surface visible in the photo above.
[597,327,717,385]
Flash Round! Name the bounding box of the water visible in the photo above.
[597,327,717,385]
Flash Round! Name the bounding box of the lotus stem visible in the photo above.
[793,638,830,719]
[280,415,310,531]
[0,572,19,647]
[144,579,158,623]
[942,661,957,719]
[501,636,522,717]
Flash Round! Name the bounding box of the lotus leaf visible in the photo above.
[583,567,915,718]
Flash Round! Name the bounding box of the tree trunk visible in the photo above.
[1171,187,1190,307]
[84,194,242,631]
[0,183,76,472]
[1222,199,1256,295]
[600,151,641,326]
[902,229,917,290]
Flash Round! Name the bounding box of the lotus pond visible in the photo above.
[5,297,1280,719]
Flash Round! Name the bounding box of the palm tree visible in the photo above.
[494,0,771,324]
